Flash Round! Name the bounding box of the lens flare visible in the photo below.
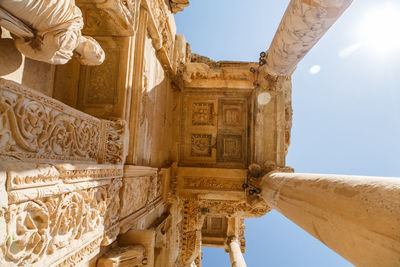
[358,4,400,55]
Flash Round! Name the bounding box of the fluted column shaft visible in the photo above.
[261,172,400,267]
[264,0,353,75]
[228,237,247,267]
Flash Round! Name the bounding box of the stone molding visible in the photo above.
[0,79,128,165]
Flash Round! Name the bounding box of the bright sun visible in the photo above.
[358,4,400,55]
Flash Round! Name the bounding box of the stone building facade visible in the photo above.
[0,0,399,266]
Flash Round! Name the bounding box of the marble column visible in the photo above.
[261,172,400,267]
[227,237,247,267]
[263,0,353,75]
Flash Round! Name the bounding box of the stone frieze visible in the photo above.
[0,79,127,165]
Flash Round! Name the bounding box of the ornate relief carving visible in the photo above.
[192,103,215,126]
[0,79,127,165]
[58,164,124,184]
[4,186,107,265]
[100,119,128,165]
[190,134,212,157]
[120,176,150,218]
[7,164,59,190]
[0,79,100,162]
[1,162,123,266]
[183,177,243,192]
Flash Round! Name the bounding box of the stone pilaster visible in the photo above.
[261,172,400,267]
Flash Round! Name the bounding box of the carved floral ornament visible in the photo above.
[0,161,123,266]
[0,79,127,164]
[1,177,122,266]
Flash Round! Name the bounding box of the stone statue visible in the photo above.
[0,0,105,65]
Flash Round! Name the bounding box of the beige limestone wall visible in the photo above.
[135,32,175,167]
[0,28,55,96]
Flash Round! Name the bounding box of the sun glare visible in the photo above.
[358,4,400,55]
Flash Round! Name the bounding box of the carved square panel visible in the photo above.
[222,106,241,127]
[211,218,223,230]
[218,134,243,162]
[192,102,215,126]
[219,100,246,129]
[191,134,212,157]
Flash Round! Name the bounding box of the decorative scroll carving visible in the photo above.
[97,244,147,267]
[0,79,127,164]
[102,178,123,245]
[1,162,123,266]
[100,120,128,165]
[4,187,107,265]
[120,176,150,218]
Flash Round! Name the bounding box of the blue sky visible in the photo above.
[175,1,400,266]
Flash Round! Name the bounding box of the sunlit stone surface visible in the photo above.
[1,0,399,266]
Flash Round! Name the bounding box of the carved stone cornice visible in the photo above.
[0,79,128,165]
[199,200,270,219]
